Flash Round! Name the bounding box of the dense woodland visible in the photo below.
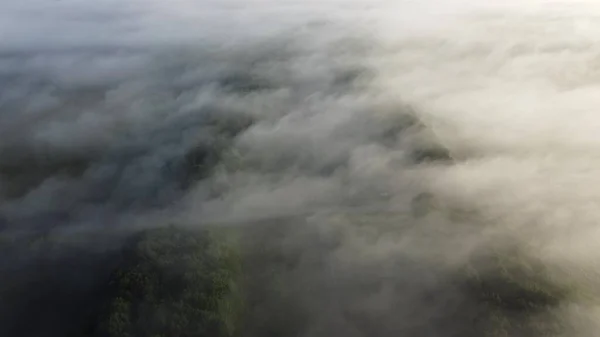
[0,213,581,337]
[0,59,586,337]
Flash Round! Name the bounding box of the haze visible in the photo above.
[2,0,600,336]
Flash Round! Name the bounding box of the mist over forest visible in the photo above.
[2,1,600,336]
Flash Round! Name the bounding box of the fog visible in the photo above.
[2,0,600,336]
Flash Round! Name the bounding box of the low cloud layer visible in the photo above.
[3,0,600,336]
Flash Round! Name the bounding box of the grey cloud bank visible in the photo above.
[2,0,600,336]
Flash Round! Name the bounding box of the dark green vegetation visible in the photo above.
[0,227,243,337]
[0,110,583,337]
[463,243,574,337]
[180,110,254,185]
[321,211,580,337]
[96,226,242,337]
[0,213,586,337]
